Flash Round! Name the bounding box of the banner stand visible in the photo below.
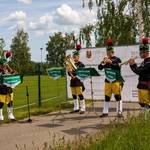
[47,68,66,124]
[77,67,100,117]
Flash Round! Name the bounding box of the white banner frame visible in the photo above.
[66,45,141,102]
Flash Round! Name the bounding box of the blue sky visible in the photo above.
[0,0,97,62]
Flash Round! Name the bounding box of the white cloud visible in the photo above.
[55,4,80,25]
[2,11,27,31]
[2,11,27,32]
[54,4,96,26]
[28,4,96,37]
[4,11,26,22]
[8,21,26,31]
[18,0,32,4]
[39,14,53,25]
[29,13,53,31]
[3,4,96,37]
[28,13,53,37]
[29,22,40,30]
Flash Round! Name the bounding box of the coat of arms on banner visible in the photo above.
[86,50,92,58]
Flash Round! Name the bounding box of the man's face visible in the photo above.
[107,50,114,57]
[139,51,149,59]
[73,55,80,62]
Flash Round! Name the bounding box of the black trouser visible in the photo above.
[105,95,121,102]
[72,94,84,100]
[0,101,13,109]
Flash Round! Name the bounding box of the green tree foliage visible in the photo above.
[79,24,94,48]
[46,32,76,67]
[95,0,137,46]
[10,29,31,74]
[0,38,5,57]
[81,0,149,47]
[141,0,150,37]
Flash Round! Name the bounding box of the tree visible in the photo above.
[0,38,5,57]
[133,0,149,37]
[94,0,137,46]
[46,32,76,67]
[82,0,150,45]
[79,24,94,48]
[10,29,31,74]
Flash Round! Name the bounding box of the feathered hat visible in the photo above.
[76,44,81,51]
[73,44,81,56]
[139,38,149,52]
[5,51,12,58]
[106,39,114,51]
[0,51,12,65]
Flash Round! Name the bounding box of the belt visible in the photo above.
[139,81,150,85]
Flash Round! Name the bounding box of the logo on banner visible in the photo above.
[86,50,92,58]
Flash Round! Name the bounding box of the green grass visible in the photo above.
[12,111,150,150]
[55,113,150,150]
[2,75,70,122]
[85,114,150,150]
[13,75,66,107]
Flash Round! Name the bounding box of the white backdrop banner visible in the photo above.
[66,45,141,102]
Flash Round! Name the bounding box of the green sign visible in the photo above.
[47,67,65,79]
[0,74,23,88]
[77,68,91,79]
[77,68,100,79]
[105,68,116,80]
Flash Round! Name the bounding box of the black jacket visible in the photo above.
[130,57,150,89]
[98,56,124,82]
[68,61,85,87]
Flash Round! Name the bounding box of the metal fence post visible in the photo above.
[38,63,41,107]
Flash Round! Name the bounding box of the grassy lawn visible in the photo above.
[85,114,150,150]
[13,75,67,107]
[55,113,150,150]
[2,75,70,122]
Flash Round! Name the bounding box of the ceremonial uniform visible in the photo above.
[69,45,86,114]
[70,61,85,95]
[0,85,13,104]
[98,39,124,117]
[98,56,124,98]
[0,52,16,121]
[130,38,150,108]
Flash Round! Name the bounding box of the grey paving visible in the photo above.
[0,101,141,150]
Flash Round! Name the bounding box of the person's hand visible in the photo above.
[128,58,135,65]
[72,76,77,80]
[105,59,112,64]
[68,67,73,72]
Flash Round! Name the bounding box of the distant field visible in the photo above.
[2,75,68,122]
[13,75,66,107]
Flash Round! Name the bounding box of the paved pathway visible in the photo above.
[0,101,141,150]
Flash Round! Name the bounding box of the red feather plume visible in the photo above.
[76,44,81,51]
[106,39,113,46]
[142,38,149,44]
[5,51,12,58]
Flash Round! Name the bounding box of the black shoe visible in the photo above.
[10,118,17,122]
[100,114,108,118]
[139,103,150,108]
[70,110,80,113]
[79,111,85,114]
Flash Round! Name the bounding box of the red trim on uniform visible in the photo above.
[139,81,150,85]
